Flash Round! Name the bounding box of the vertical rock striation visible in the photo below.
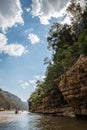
[29,85,68,114]
[29,55,87,116]
[55,55,87,115]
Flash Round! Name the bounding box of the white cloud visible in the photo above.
[24,28,34,35]
[20,82,29,89]
[25,7,30,12]
[34,75,40,79]
[0,0,24,33]
[29,79,36,84]
[28,33,40,44]
[29,75,46,85]
[19,75,46,89]
[0,33,27,56]
[41,75,46,80]
[61,14,72,25]
[34,75,46,81]
[61,0,87,25]
[31,0,69,25]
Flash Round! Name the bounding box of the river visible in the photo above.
[0,111,87,130]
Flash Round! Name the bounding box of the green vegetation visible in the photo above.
[0,88,28,110]
[0,89,16,110]
[28,0,87,108]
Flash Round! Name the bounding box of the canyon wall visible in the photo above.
[55,55,87,115]
[29,55,87,116]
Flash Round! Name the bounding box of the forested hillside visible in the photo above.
[0,88,28,110]
[28,0,87,109]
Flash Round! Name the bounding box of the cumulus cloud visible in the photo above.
[31,0,69,25]
[30,75,46,83]
[20,82,29,89]
[34,75,40,79]
[0,33,27,56]
[61,14,72,25]
[19,75,46,89]
[0,0,24,33]
[29,79,36,84]
[40,75,46,80]
[29,75,46,85]
[62,0,87,25]
[34,75,46,81]
[28,33,40,44]
[25,7,30,13]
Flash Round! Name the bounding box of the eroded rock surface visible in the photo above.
[55,55,87,115]
[29,86,68,114]
[29,55,87,116]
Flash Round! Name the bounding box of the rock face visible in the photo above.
[29,55,87,116]
[29,85,68,114]
[55,55,87,115]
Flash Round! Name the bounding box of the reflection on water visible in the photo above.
[0,111,87,130]
[36,115,87,130]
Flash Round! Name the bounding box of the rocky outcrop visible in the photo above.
[29,86,69,114]
[29,55,87,116]
[55,54,87,116]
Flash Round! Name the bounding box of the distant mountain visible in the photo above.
[0,88,28,111]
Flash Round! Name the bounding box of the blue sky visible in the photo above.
[0,0,85,101]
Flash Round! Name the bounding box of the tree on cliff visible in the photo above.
[28,0,87,107]
[45,1,87,88]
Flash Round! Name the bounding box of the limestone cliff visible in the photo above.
[29,86,68,114]
[55,54,87,115]
[29,55,87,116]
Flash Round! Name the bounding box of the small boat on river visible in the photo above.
[15,110,18,114]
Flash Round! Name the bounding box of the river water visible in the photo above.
[0,111,87,130]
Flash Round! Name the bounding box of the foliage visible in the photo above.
[0,89,27,110]
[0,91,16,110]
[28,1,87,108]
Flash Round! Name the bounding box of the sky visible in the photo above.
[0,0,85,101]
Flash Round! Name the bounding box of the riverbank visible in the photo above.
[0,111,29,123]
